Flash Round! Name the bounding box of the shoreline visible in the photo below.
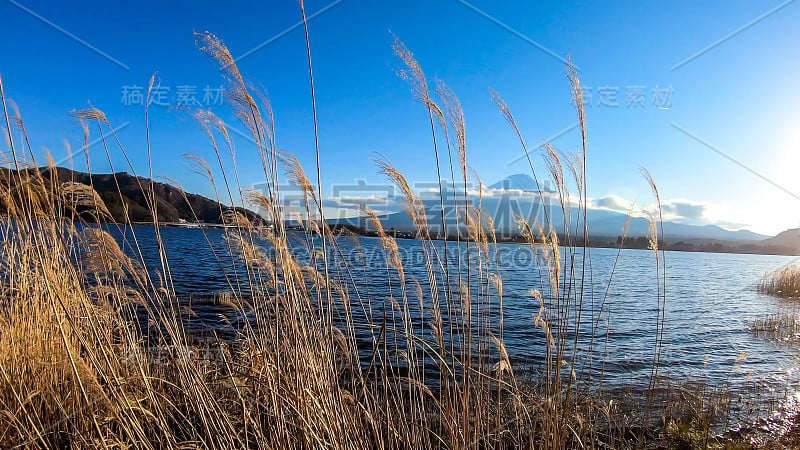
[120,221,799,257]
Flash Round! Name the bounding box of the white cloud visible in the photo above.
[590,194,747,231]
[591,195,633,213]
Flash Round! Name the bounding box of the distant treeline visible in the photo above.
[326,223,798,256]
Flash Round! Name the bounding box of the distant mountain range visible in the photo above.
[336,174,767,244]
[488,174,768,241]
[488,173,543,191]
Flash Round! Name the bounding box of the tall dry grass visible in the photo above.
[0,27,680,449]
[759,266,800,298]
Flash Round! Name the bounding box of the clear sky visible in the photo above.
[1,0,798,235]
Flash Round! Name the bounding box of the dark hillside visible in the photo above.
[0,167,262,224]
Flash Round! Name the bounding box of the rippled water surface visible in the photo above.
[110,225,800,416]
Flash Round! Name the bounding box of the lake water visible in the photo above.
[108,225,800,422]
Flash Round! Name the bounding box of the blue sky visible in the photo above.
[1,0,799,235]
